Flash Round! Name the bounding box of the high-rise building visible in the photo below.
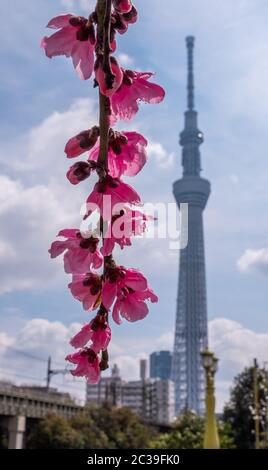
[150,351,172,380]
[86,361,175,424]
[172,37,210,414]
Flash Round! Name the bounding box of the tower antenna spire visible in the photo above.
[186,36,195,111]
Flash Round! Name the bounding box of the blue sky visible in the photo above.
[1,0,268,409]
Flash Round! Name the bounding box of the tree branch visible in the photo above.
[96,0,113,170]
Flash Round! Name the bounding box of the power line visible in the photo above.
[0,342,65,367]
[0,367,85,393]
[0,368,46,383]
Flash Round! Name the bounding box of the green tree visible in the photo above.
[86,404,156,449]
[223,366,268,449]
[71,411,109,449]
[27,413,84,449]
[26,405,155,449]
[149,411,235,449]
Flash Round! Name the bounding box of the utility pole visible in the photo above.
[253,358,260,449]
[46,356,52,390]
[46,356,69,390]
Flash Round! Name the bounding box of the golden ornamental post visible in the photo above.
[201,349,220,449]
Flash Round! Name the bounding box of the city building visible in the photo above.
[150,351,173,380]
[86,361,175,425]
[86,364,123,407]
[172,37,210,414]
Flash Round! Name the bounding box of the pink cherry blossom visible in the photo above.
[113,0,133,13]
[101,265,158,323]
[65,126,100,158]
[101,207,150,256]
[111,70,165,121]
[88,131,147,178]
[66,348,100,383]
[41,14,96,80]
[86,176,141,219]
[66,162,93,185]
[95,57,123,97]
[70,315,111,353]
[102,265,157,324]
[112,287,158,324]
[68,273,102,311]
[49,229,103,273]
[102,266,147,309]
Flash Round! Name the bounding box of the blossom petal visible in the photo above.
[124,269,148,291]
[70,323,93,348]
[112,299,122,325]
[49,240,69,258]
[72,41,94,80]
[41,26,77,58]
[57,229,78,239]
[47,14,75,29]
[102,281,117,309]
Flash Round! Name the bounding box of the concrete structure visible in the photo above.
[0,382,82,449]
[86,361,175,425]
[150,351,172,380]
[140,359,148,382]
[7,416,26,450]
[172,37,210,414]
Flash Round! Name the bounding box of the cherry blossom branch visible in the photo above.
[93,3,114,377]
[43,0,165,384]
[96,0,113,171]
[96,1,115,303]
[103,0,114,89]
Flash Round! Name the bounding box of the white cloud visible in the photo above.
[0,98,100,294]
[209,317,268,410]
[2,98,97,174]
[109,355,140,381]
[60,0,96,13]
[0,332,14,350]
[117,53,134,67]
[16,318,79,356]
[0,318,87,403]
[147,142,175,169]
[0,175,76,294]
[237,248,268,276]
[210,317,268,371]
[154,331,173,350]
[229,174,239,184]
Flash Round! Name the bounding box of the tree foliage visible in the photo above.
[223,366,268,449]
[84,404,156,449]
[149,411,235,449]
[27,413,84,449]
[27,405,155,449]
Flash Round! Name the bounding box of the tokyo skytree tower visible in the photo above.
[172,37,210,414]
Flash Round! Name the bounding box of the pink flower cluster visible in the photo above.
[43,0,164,384]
